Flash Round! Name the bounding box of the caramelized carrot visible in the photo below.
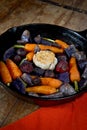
[69,57,80,82]
[26,44,63,53]
[55,40,69,49]
[26,85,57,95]
[14,44,64,53]
[26,51,34,61]
[0,61,12,85]
[6,59,22,79]
[40,77,62,88]
[69,57,81,91]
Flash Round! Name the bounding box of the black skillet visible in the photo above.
[0,23,87,106]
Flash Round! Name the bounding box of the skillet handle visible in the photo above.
[78,29,87,40]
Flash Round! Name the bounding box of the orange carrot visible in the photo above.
[69,57,76,67]
[26,51,34,61]
[6,59,22,79]
[26,44,63,53]
[55,40,69,49]
[40,77,62,88]
[25,85,57,95]
[14,44,64,53]
[0,61,12,85]
[69,57,81,91]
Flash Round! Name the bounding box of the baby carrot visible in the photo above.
[55,40,69,49]
[69,57,81,91]
[26,51,34,61]
[6,59,22,79]
[40,37,69,49]
[40,77,62,88]
[26,85,57,95]
[0,61,12,85]
[14,44,64,53]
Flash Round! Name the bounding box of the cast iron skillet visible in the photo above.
[0,23,87,106]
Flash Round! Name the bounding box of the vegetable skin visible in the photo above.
[26,85,57,95]
[14,44,64,53]
[0,61,12,85]
[69,57,81,91]
[55,40,69,49]
[40,77,62,88]
[26,51,34,61]
[6,59,22,79]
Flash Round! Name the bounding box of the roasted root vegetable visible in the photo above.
[26,85,57,95]
[6,59,22,79]
[69,57,81,91]
[11,77,26,94]
[0,61,12,85]
[3,47,16,61]
[40,77,62,88]
[26,51,34,61]
[65,45,77,57]
[21,73,34,86]
[57,72,70,83]
[59,83,76,96]
[14,44,64,53]
[55,39,69,49]
[82,65,87,79]
[19,60,34,73]
[55,60,69,73]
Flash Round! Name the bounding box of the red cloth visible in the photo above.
[1,93,87,130]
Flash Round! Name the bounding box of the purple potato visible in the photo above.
[19,60,34,73]
[78,60,87,69]
[65,44,77,57]
[44,70,55,78]
[21,73,33,86]
[57,72,70,83]
[13,55,22,64]
[21,30,31,42]
[82,65,87,79]
[72,51,86,61]
[3,47,16,61]
[59,83,76,96]
[34,34,41,44]
[16,48,27,57]
[34,67,45,76]
[11,77,26,94]
[79,78,87,90]
[32,77,41,86]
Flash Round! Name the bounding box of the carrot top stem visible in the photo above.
[7,82,10,86]
[14,45,24,48]
[19,58,27,65]
[74,81,79,92]
[42,37,55,43]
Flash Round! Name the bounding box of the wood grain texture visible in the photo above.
[45,0,87,10]
[0,0,87,128]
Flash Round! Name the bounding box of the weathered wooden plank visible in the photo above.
[43,0,87,11]
[50,0,73,6]
[0,86,17,127]
[1,99,39,127]
[0,0,46,34]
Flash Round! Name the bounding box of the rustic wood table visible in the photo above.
[0,0,87,128]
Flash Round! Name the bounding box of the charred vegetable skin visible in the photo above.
[1,29,87,97]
